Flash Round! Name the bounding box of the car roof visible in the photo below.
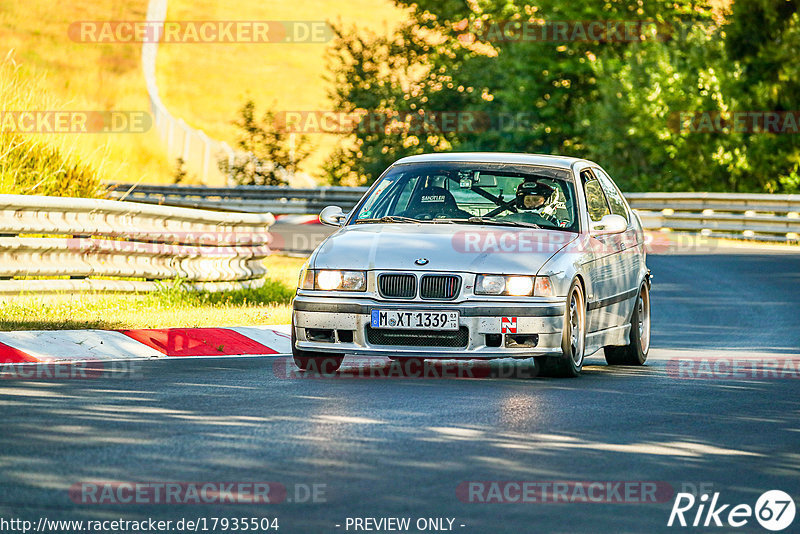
[392,152,597,170]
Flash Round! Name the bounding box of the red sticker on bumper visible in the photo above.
[501,317,517,334]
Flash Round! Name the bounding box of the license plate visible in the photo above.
[370,310,459,330]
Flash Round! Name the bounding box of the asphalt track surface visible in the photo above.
[1,248,799,533]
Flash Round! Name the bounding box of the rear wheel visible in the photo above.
[291,318,344,373]
[605,281,650,366]
[543,279,586,378]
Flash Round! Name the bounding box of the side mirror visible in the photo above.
[590,214,627,236]
[319,205,346,227]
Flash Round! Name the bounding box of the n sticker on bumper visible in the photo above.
[501,317,517,334]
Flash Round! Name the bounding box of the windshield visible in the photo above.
[350,162,579,232]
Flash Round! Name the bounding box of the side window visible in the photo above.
[581,171,611,223]
[594,168,629,222]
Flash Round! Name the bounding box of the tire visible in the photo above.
[543,279,586,378]
[291,317,344,373]
[605,281,650,366]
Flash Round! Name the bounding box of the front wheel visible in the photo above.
[543,279,586,378]
[605,281,650,366]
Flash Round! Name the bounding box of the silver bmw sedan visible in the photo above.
[291,152,651,377]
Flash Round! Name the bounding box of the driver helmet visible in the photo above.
[516,180,554,210]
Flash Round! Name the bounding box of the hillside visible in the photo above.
[0,0,173,185]
[0,0,406,186]
[157,0,408,184]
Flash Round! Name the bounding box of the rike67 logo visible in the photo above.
[668,490,795,531]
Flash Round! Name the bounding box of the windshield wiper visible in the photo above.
[449,216,541,229]
[354,215,540,228]
[354,216,424,224]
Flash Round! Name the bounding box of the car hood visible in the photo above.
[311,223,578,274]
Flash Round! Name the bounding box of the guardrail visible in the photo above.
[627,192,800,242]
[0,195,275,294]
[108,183,367,215]
[108,183,800,243]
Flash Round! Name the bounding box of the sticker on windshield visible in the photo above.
[459,178,472,188]
[358,179,393,215]
[373,181,391,196]
[421,195,446,203]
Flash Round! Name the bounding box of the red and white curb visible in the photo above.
[0,325,291,364]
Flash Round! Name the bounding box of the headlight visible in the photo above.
[475,274,553,297]
[475,275,506,295]
[340,271,367,291]
[506,276,534,296]
[301,269,367,291]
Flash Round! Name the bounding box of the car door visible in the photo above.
[593,167,641,325]
[580,169,627,333]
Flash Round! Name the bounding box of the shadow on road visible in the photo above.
[1,354,798,532]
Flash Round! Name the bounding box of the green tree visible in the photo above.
[724,0,800,192]
[578,24,747,191]
[325,0,798,192]
[219,100,312,186]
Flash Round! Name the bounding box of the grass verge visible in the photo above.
[0,255,305,331]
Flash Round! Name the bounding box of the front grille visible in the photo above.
[378,273,416,299]
[366,326,469,348]
[420,275,461,300]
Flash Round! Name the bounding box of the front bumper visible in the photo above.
[292,295,566,358]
